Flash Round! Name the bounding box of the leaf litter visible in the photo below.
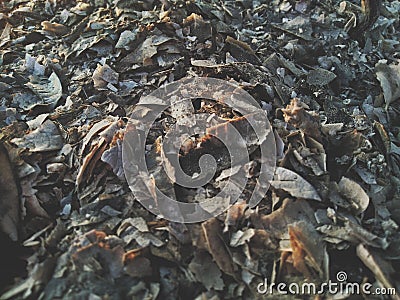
[0,0,400,299]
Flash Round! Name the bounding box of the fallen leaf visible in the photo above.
[202,218,236,277]
[92,63,119,89]
[189,251,224,291]
[0,142,19,241]
[338,177,369,214]
[375,60,400,109]
[11,120,63,152]
[41,21,70,36]
[271,167,322,201]
[288,221,328,280]
[357,244,400,300]
[25,72,63,110]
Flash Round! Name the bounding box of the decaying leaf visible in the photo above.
[287,221,328,280]
[201,218,236,278]
[255,198,317,241]
[0,142,19,241]
[25,72,63,110]
[92,63,119,90]
[281,98,321,140]
[189,251,224,291]
[71,230,124,279]
[124,251,152,278]
[357,244,400,300]
[1,0,400,297]
[375,60,400,109]
[307,68,336,86]
[11,120,63,152]
[317,219,388,249]
[271,167,322,201]
[338,177,369,214]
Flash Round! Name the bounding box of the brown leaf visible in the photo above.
[0,142,19,241]
[357,244,400,300]
[338,177,369,214]
[201,218,236,277]
[124,251,152,278]
[92,63,119,89]
[72,230,124,279]
[41,21,70,36]
[281,98,321,140]
[288,221,328,280]
[256,198,317,241]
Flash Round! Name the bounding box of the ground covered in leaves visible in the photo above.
[0,0,400,299]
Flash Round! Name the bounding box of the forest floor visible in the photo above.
[0,0,400,299]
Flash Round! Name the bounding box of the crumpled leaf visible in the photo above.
[11,120,63,152]
[189,251,224,291]
[25,72,63,110]
[281,98,321,140]
[0,142,19,241]
[124,251,152,278]
[338,177,370,214]
[71,230,124,279]
[288,221,328,280]
[375,60,400,109]
[256,198,317,242]
[77,118,124,189]
[92,63,119,89]
[271,167,322,201]
[230,229,255,247]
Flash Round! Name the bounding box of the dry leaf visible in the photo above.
[307,68,337,86]
[92,63,119,89]
[288,221,328,280]
[317,220,388,249]
[25,72,63,110]
[357,244,400,300]
[189,251,224,291]
[375,60,400,109]
[41,21,70,36]
[202,218,236,277]
[256,198,317,241]
[271,167,322,201]
[281,98,321,140]
[338,177,369,214]
[124,252,152,278]
[230,229,255,247]
[11,120,63,152]
[0,142,19,241]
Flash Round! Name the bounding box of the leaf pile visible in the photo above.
[0,0,400,299]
